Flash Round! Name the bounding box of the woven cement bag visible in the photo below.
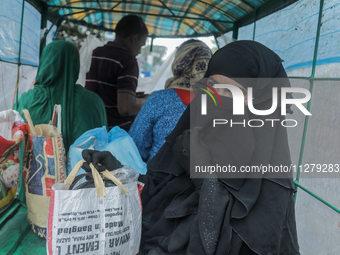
[22,105,66,238]
[47,160,143,255]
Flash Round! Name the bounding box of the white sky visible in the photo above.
[145,36,216,60]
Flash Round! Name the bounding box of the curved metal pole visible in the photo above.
[13,0,25,110]
[294,0,324,201]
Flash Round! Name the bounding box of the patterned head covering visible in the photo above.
[164,40,212,91]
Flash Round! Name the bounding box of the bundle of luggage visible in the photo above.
[3,105,144,255]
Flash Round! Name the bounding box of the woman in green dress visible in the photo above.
[15,40,107,153]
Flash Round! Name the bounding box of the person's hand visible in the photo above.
[172,127,211,175]
[136,92,145,98]
[82,150,123,173]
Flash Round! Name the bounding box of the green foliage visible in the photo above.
[54,20,105,50]
[211,39,218,53]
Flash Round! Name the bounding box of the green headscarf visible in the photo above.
[15,40,107,153]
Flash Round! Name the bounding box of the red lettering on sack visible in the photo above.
[59,170,65,183]
[45,177,55,196]
[45,138,54,156]
[55,136,65,182]
[65,241,99,254]
[57,136,61,147]
[59,153,64,182]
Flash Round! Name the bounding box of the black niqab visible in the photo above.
[140,40,300,255]
[204,40,292,106]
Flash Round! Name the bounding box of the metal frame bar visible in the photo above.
[252,10,257,40]
[289,0,340,215]
[240,0,257,9]
[239,0,340,214]
[214,34,220,49]
[13,0,26,110]
[47,4,234,24]
[176,0,199,35]
[45,17,60,38]
[294,0,324,197]
[150,35,155,52]
[0,59,38,68]
[57,0,233,21]
[39,3,49,57]
[25,0,299,36]
[141,0,145,20]
[110,1,122,11]
[232,23,239,40]
[95,0,104,29]
[195,0,238,20]
[237,0,297,28]
[65,19,220,38]
[295,183,340,213]
[158,0,176,17]
[289,76,340,81]
[59,0,163,9]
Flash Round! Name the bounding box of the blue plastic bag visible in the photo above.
[67,126,147,176]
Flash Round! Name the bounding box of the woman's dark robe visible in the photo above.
[139,41,300,255]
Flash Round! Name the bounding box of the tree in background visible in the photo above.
[53,21,170,76]
[211,39,218,54]
[54,20,105,49]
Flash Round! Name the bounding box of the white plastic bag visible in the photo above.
[0,110,25,188]
[0,110,26,210]
[47,160,143,255]
[0,110,25,145]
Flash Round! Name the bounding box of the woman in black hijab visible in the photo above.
[139,40,300,255]
[82,40,300,254]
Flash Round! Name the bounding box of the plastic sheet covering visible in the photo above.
[45,21,57,45]
[0,0,57,112]
[315,0,340,77]
[300,81,340,166]
[286,79,309,168]
[0,62,36,112]
[0,0,22,62]
[0,63,18,111]
[286,66,313,77]
[17,65,37,97]
[238,23,254,41]
[294,80,340,254]
[0,0,44,65]
[315,63,340,78]
[137,50,175,94]
[216,31,233,49]
[21,2,40,66]
[295,179,340,254]
[254,0,319,75]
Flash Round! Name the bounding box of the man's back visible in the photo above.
[85,41,138,131]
